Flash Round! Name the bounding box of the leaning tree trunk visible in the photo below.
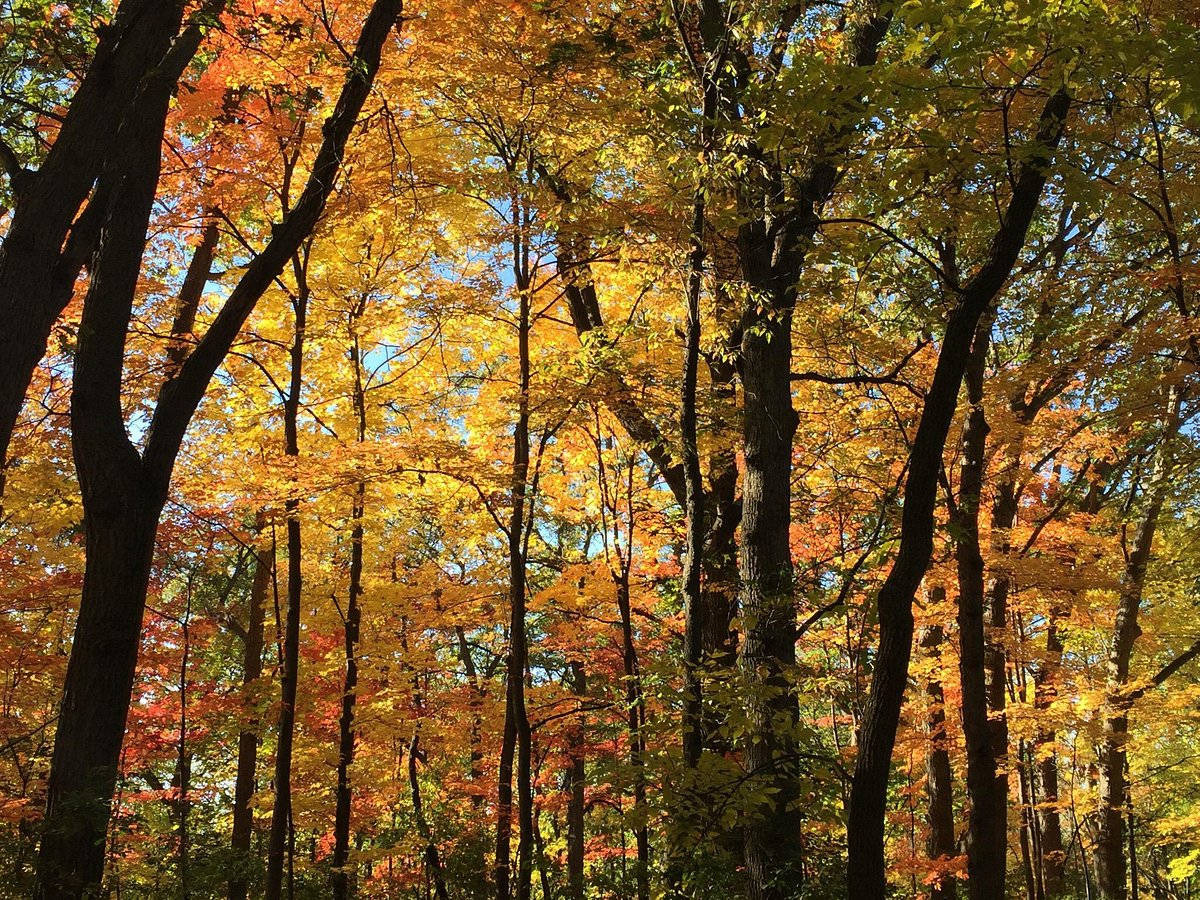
[847,88,1071,897]
[33,6,404,893]
[0,0,186,469]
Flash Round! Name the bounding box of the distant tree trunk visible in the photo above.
[229,527,269,900]
[497,205,534,900]
[615,570,650,900]
[1034,615,1066,898]
[1096,395,1179,900]
[847,88,1070,896]
[175,591,193,899]
[566,663,586,900]
[955,320,1007,899]
[919,593,957,900]
[332,307,369,900]
[33,7,402,893]
[409,726,450,899]
[265,252,310,900]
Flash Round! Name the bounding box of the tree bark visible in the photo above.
[920,592,957,900]
[954,319,1007,899]
[0,0,188,469]
[229,527,269,900]
[847,88,1070,898]
[496,207,534,900]
[33,6,403,893]
[566,663,586,900]
[1096,396,1179,900]
[265,253,309,900]
[331,308,369,899]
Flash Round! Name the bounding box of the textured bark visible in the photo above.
[34,6,401,894]
[0,0,187,468]
[920,592,958,900]
[847,88,1070,898]
[228,530,269,900]
[1034,616,1066,898]
[955,320,1007,899]
[264,257,308,900]
[34,21,199,889]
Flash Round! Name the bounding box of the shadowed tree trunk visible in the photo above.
[265,249,310,900]
[229,526,269,900]
[954,318,1007,899]
[920,590,958,900]
[332,304,369,899]
[566,662,586,900]
[0,0,189,470]
[34,6,403,893]
[847,87,1070,897]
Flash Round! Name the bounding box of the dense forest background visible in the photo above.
[1,0,1200,897]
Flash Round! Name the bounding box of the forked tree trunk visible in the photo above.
[847,88,1070,897]
[955,320,1007,899]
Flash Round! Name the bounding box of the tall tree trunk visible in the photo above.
[1033,614,1066,898]
[0,0,187,469]
[33,7,403,892]
[615,572,650,900]
[497,215,534,900]
[847,88,1070,897]
[566,663,586,900]
[955,320,1007,899]
[920,593,957,900]
[175,593,193,899]
[1096,397,1179,900]
[229,528,269,900]
[265,255,309,900]
[332,313,369,900]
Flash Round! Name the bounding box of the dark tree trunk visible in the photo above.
[229,530,269,900]
[497,216,533,900]
[33,6,403,893]
[0,0,187,469]
[332,315,369,900]
[265,255,309,900]
[1097,401,1177,900]
[847,88,1070,898]
[566,663,586,900]
[920,595,957,900]
[955,321,1007,899]
[1032,611,1066,898]
[616,573,650,900]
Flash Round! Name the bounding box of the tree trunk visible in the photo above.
[920,596,957,900]
[1034,616,1066,898]
[566,663,586,900]
[1096,398,1178,900]
[955,320,1007,899]
[332,314,369,900]
[33,7,403,893]
[846,87,1069,897]
[0,0,187,468]
[615,572,650,900]
[229,528,269,900]
[265,256,309,900]
[497,216,534,900]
